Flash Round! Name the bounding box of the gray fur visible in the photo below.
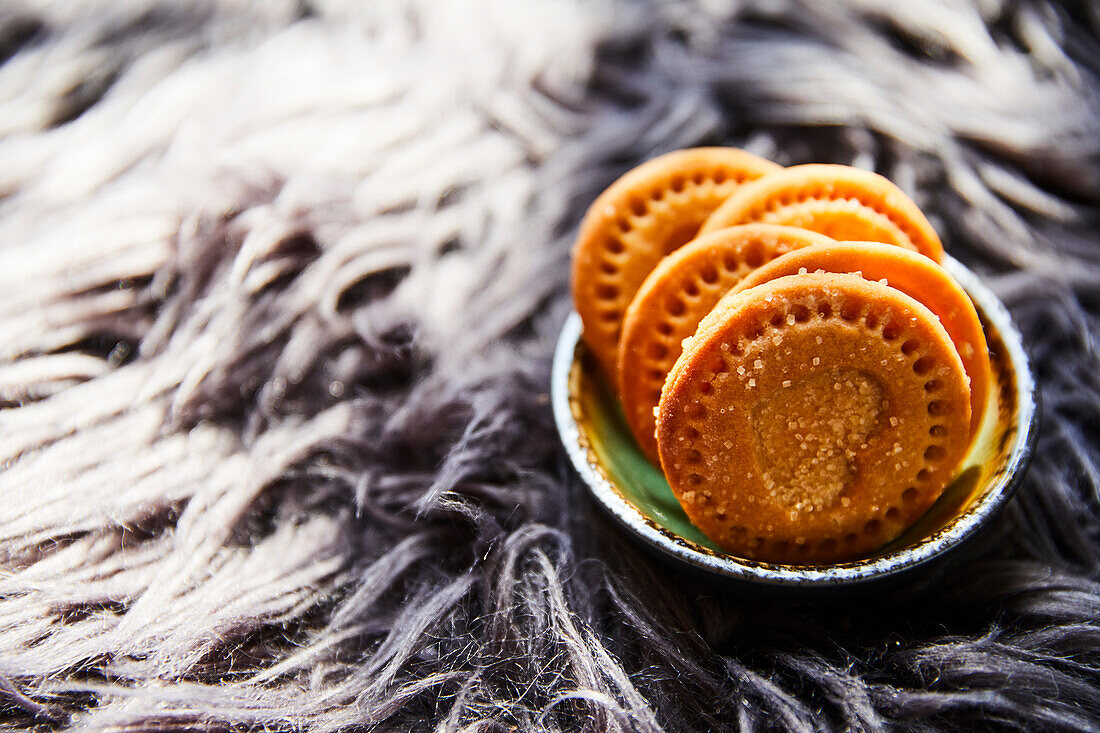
[0,0,1098,730]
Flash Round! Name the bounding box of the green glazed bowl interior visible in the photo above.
[552,256,1038,589]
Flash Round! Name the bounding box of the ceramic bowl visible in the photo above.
[552,256,1038,591]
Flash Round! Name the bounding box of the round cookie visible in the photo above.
[571,147,781,380]
[617,224,835,463]
[656,273,972,565]
[697,164,945,262]
[731,241,990,440]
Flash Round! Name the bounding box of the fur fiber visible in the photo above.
[1,0,1099,730]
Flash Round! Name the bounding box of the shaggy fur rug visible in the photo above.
[1,0,1099,730]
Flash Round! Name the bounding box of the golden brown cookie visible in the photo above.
[617,224,834,463]
[657,273,971,565]
[697,164,945,262]
[731,241,990,440]
[572,148,781,380]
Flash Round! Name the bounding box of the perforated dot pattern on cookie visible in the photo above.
[656,273,971,565]
[731,241,990,440]
[698,164,945,263]
[617,225,835,463]
[572,148,781,381]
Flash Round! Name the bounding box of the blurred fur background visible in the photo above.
[1,0,1098,730]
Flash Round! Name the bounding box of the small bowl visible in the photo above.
[552,255,1038,591]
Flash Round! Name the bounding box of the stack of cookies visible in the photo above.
[571,149,991,564]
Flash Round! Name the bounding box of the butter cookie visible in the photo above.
[656,273,971,564]
[572,148,780,380]
[698,164,945,262]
